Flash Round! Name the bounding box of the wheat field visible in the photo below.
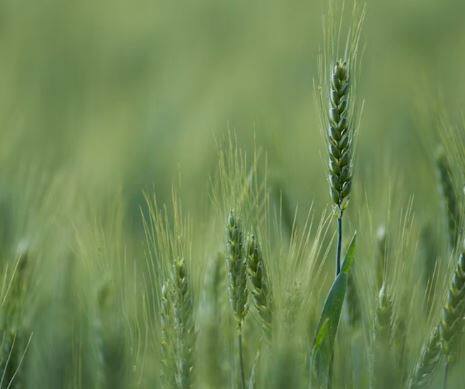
[1,0,465,388]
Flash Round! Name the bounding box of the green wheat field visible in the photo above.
[1,0,465,388]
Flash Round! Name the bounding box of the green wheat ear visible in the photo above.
[408,326,442,389]
[225,210,248,328]
[328,60,353,210]
[246,233,272,336]
[159,258,195,389]
[440,252,465,363]
[372,282,397,389]
[225,210,248,389]
[435,147,460,250]
[172,258,195,389]
[375,283,394,342]
[160,283,176,388]
[409,251,465,389]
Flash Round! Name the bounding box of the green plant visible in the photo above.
[159,258,195,389]
[309,234,357,388]
[408,326,442,389]
[4,1,465,389]
[225,211,248,389]
[440,252,465,387]
[0,250,32,389]
[327,59,354,276]
[246,234,272,336]
[435,147,460,250]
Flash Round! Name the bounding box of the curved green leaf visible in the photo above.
[341,232,357,274]
[309,233,357,388]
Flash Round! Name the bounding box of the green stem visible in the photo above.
[443,361,449,389]
[238,329,245,389]
[336,208,343,276]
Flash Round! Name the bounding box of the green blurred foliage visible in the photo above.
[1,0,464,218]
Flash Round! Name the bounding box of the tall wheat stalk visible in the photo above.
[225,211,248,389]
[317,2,364,278]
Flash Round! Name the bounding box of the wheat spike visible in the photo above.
[375,283,394,342]
[408,326,442,389]
[172,258,195,389]
[440,252,465,363]
[160,283,176,388]
[436,148,460,250]
[328,60,353,209]
[225,211,248,328]
[246,233,272,335]
[159,257,195,389]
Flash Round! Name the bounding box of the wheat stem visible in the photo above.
[238,330,245,389]
[336,209,343,276]
[327,59,353,278]
[443,362,449,389]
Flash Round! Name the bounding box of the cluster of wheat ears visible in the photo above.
[155,4,465,389]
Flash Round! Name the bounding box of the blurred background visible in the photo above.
[1,0,465,222]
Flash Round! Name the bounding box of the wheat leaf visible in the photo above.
[310,233,357,388]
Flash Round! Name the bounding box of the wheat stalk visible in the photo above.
[327,60,354,276]
[225,210,248,389]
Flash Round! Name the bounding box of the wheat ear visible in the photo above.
[172,258,195,389]
[408,326,442,389]
[436,148,460,250]
[225,211,248,389]
[246,234,272,336]
[440,252,465,359]
[440,252,465,388]
[375,283,394,342]
[327,60,355,277]
[160,283,176,388]
[159,258,195,389]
